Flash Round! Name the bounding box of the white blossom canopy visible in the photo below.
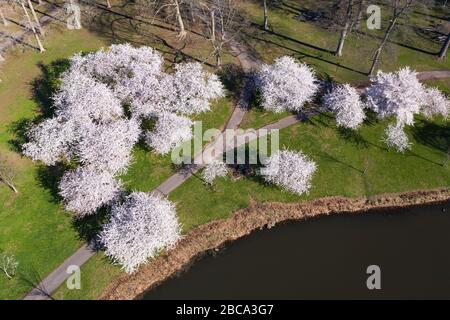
[384,123,411,153]
[100,192,181,273]
[323,84,366,129]
[202,160,228,184]
[22,117,77,165]
[171,62,225,115]
[23,43,224,217]
[59,167,122,218]
[365,67,427,126]
[256,56,318,113]
[144,112,193,155]
[76,119,141,174]
[421,87,449,119]
[260,149,317,195]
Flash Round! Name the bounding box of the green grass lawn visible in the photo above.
[239,0,450,129]
[3,0,450,301]
[172,113,450,231]
[0,28,109,300]
[53,112,449,300]
[0,10,235,298]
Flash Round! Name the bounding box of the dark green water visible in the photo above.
[144,201,450,299]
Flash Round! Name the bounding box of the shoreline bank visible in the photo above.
[100,187,449,300]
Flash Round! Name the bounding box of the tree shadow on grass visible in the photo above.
[313,150,365,174]
[217,63,245,100]
[8,59,72,153]
[31,59,71,118]
[363,110,379,126]
[35,163,68,205]
[337,127,369,149]
[7,118,32,154]
[411,119,450,153]
[72,207,110,243]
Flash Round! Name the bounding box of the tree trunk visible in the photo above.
[189,1,195,23]
[27,0,44,35]
[106,0,111,8]
[352,0,365,31]
[369,16,398,76]
[20,2,45,52]
[263,0,269,30]
[0,178,18,193]
[0,8,8,26]
[438,33,450,59]
[174,0,186,39]
[211,10,215,42]
[335,0,353,57]
[216,49,221,68]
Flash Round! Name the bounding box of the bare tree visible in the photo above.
[335,0,354,56]
[0,157,18,193]
[0,6,8,26]
[263,0,268,30]
[197,0,243,67]
[152,0,188,39]
[16,0,45,52]
[0,253,19,279]
[368,0,415,76]
[438,32,450,59]
[350,0,365,32]
[27,0,44,35]
[173,0,187,38]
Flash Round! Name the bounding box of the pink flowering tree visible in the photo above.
[100,192,181,273]
[256,56,318,113]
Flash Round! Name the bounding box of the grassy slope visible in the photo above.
[172,114,450,231]
[6,0,450,300]
[55,111,449,300]
[239,0,450,129]
[0,28,108,300]
[0,3,235,298]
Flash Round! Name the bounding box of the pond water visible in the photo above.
[144,201,450,299]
